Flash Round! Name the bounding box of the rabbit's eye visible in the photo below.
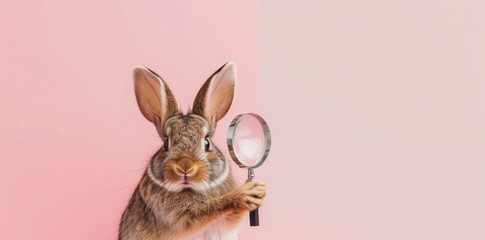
[163,138,169,151]
[204,138,210,151]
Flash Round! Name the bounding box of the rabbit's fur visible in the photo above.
[118,62,266,240]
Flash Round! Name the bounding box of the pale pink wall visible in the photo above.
[0,1,259,239]
[261,0,485,239]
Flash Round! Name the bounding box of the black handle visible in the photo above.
[249,208,259,226]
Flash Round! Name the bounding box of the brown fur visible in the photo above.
[119,62,266,240]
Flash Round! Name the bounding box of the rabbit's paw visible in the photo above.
[235,181,266,211]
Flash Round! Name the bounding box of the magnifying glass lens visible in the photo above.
[233,115,266,167]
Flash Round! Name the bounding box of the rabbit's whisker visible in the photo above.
[91,167,147,193]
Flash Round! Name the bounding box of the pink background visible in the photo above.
[0,1,259,239]
[260,0,485,239]
[2,0,485,240]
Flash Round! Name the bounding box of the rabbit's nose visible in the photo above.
[173,165,197,177]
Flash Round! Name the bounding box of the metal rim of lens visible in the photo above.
[227,113,271,169]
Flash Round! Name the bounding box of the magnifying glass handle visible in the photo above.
[250,208,259,226]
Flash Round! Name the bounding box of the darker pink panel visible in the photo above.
[0,1,259,239]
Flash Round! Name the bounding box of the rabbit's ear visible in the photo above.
[192,62,236,130]
[134,66,178,137]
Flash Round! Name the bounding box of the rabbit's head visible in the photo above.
[134,62,236,193]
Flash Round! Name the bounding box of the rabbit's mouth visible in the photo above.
[178,180,203,192]
[181,174,198,185]
[182,178,190,185]
[183,175,190,184]
[178,176,200,188]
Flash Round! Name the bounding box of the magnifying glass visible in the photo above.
[227,113,271,227]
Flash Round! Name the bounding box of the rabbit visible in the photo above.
[118,62,266,240]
